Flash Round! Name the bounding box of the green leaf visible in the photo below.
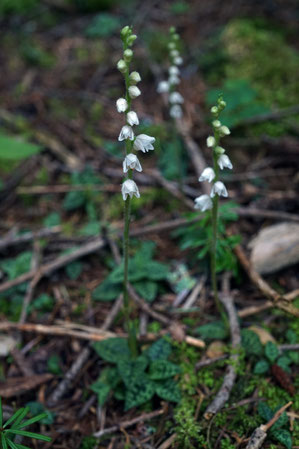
[0,396,2,427]
[63,191,86,211]
[133,280,158,302]
[0,133,42,160]
[2,434,8,449]
[195,321,228,340]
[47,354,62,375]
[65,261,83,280]
[253,359,270,374]
[276,356,292,373]
[26,402,54,426]
[14,412,48,429]
[0,252,32,280]
[271,429,292,449]
[265,341,279,363]
[241,330,263,356]
[5,430,51,442]
[146,338,172,361]
[92,338,131,363]
[92,280,122,302]
[4,408,28,429]
[270,409,289,432]
[155,379,181,403]
[149,360,181,380]
[125,377,155,410]
[257,402,273,421]
[145,261,170,280]
[7,439,18,449]
[117,356,148,387]
[90,381,111,406]
[85,13,121,38]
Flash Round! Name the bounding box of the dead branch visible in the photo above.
[204,273,241,419]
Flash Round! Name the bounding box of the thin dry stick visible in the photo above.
[0,226,61,251]
[204,273,241,419]
[93,408,165,438]
[245,401,293,449]
[234,243,299,317]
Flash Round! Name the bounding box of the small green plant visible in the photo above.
[92,241,169,303]
[193,97,233,323]
[91,338,181,410]
[258,402,292,449]
[0,397,51,448]
[116,25,156,357]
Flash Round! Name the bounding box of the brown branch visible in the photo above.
[204,273,241,420]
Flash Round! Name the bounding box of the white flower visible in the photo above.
[118,125,134,141]
[174,56,183,65]
[211,181,228,198]
[123,154,142,173]
[123,49,133,62]
[169,66,179,76]
[194,194,213,211]
[117,59,126,73]
[157,81,169,93]
[169,75,180,85]
[133,134,155,153]
[218,154,233,170]
[128,85,141,99]
[169,92,184,104]
[127,111,139,126]
[129,71,141,84]
[199,167,215,183]
[121,179,140,200]
[170,104,183,118]
[171,49,179,58]
[212,120,221,128]
[219,125,230,136]
[206,136,216,147]
[168,42,176,50]
[116,98,128,113]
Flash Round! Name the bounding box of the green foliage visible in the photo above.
[195,321,228,340]
[258,402,292,449]
[265,341,279,364]
[29,293,54,313]
[79,436,98,449]
[0,397,51,448]
[0,133,42,161]
[65,261,83,280]
[158,139,187,181]
[63,166,101,213]
[0,251,32,281]
[241,330,263,356]
[21,41,55,68]
[170,1,190,14]
[253,359,270,374]
[0,0,38,15]
[43,212,61,227]
[85,13,121,38]
[173,398,204,448]
[92,242,169,302]
[206,79,269,127]
[47,354,62,375]
[174,202,240,275]
[91,337,181,410]
[26,402,55,426]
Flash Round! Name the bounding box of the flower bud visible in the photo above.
[157,80,169,93]
[127,34,137,46]
[174,56,183,65]
[116,98,128,113]
[219,125,230,136]
[206,136,216,147]
[169,26,176,34]
[215,146,225,155]
[212,120,221,128]
[168,42,176,50]
[129,71,141,84]
[117,59,127,73]
[128,85,141,99]
[170,49,179,58]
[211,106,218,115]
[121,26,130,39]
[123,49,133,63]
[218,100,226,109]
[127,110,139,126]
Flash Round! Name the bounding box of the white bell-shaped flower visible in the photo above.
[219,125,230,136]
[133,134,155,153]
[211,181,228,198]
[123,154,142,173]
[129,71,141,84]
[170,104,183,118]
[194,194,213,211]
[118,125,134,141]
[127,111,139,126]
[128,85,141,99]
[116,98,128,113]
[169,75,180,85]
[157,81,169,93]
[206,136,216,147]
[169,66,179,76]
[169,92,184,104]
[174,56,183,65]
[199,167,215,183]
[121,179,140,200]
[218,154,233,170]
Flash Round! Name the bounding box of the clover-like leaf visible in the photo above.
[241,330,263,356]
[149,360,181,380]
[155,379,181,403]
[146,338,172,361]
[92,338,130,363]
[124,377,155,410]
[117,356,148,387]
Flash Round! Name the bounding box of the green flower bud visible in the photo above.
[173,33,180,41]
[215,146,225,155]
[169,26,176,34]
[127,34,137,46]
[212,120,221,128]
[219,125,230,136]
[211,106,218,115]
[123,49,133,62]
[218,99,226,110]
[121,26,130,39]
[117,59,127,73]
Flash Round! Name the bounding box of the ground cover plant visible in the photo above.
[0,1,298,448]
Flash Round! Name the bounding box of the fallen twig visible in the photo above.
[0,226,61,251]
[204,273,241,419]
[93,408,165,438]
[245,401,292,449]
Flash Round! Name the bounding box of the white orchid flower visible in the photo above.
[218,154,233,170]
[199,167,215,183]
[118,125,134,141]
[121,179,140,200]
[211,181,228,198]
[116,98,128,113]
[194,194,213,211]
[127,111,139,126]
[123,154,142,173]
[133,134,155,153]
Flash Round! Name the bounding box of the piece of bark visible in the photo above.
[0,374,53,398]
[249,222,299,274]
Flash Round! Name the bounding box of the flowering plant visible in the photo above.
[116,25,156,356]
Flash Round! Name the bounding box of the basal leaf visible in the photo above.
[92,280,122,302]
[195,321,228,340]
[146,338,172,361]
[271,429,292,449]
[92,338,130,363]
[241,330,263,356]
[124,377,155,411]
[253,359,270,374]
[117,356,148,387]
[90,381,111,406]
[145,261,170,280]
[0,133,42,160]
[149,360,181,380]
[257,402,273,422]
[155,379,181,403]
[133,280,158,302]
[265,341,279,364]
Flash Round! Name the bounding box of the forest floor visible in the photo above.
[0,1,298,448]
